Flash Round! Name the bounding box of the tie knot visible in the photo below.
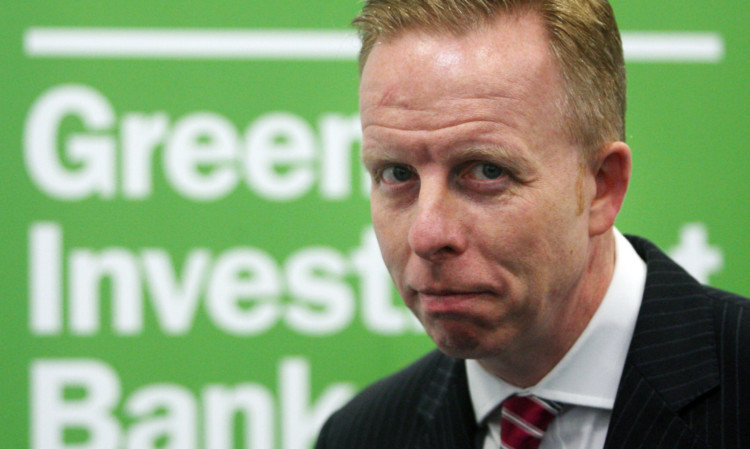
[500,395,561,449]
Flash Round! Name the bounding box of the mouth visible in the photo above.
[414,288,492,314]
[418,288,485,298]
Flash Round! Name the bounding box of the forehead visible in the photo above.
[359,11,564,134]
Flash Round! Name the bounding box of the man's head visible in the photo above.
[354,0,626,161]
[357,0,632,385]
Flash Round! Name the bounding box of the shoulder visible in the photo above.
[687,285,750,445]
[609,235,750,446]
[628,233,750,330]
[627,233,750,379]
[315,350,458,448]
[703,285,750,361]
[628,233,750,316]
[704,284,750,312]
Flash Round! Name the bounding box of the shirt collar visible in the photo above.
[467,229,646,423]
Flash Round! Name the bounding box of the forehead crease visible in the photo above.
[370,86,523,107]
[362,121,527,165]
[362,94,527,134]
[364,117,507,138]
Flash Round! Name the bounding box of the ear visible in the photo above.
[588,141,632,236]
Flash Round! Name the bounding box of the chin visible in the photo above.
[427,321,494,360]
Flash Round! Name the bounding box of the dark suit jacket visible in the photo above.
[315,236,750,449]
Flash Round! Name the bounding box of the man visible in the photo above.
[316,0,750,448]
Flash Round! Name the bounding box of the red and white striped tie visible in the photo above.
[500,395,561,449]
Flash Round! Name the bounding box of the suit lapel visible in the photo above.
[416,355,479,449]
[604,236,719,449]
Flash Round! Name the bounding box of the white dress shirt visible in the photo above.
[467,229,647,449]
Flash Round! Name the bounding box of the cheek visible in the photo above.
[527,184,591,280]
[371,202,410,271]
[476,193,577,272]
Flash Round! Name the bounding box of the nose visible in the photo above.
[407,184,468,262]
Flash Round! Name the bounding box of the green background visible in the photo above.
[3,1,748,448]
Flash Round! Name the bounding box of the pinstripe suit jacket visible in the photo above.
[315,236,750,449]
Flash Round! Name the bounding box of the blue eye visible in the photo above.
[470,163,505,180]
[382,165,413,183]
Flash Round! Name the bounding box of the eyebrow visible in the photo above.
[361,146,399,169]
[459,145,518,161]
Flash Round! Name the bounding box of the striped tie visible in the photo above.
[500,395,561,449]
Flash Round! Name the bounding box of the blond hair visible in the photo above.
[352,0,626,160]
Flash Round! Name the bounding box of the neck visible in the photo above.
[479,229,617,387]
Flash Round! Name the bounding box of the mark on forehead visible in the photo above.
[377,84,399,107]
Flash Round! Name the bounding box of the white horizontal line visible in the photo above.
[24,28,361,60]
[623,32,724,62]
[24,28,725,63]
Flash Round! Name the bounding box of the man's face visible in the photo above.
[359,12,602,361]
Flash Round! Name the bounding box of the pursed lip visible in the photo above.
[417,289,485,299]
[413,287,493,314]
